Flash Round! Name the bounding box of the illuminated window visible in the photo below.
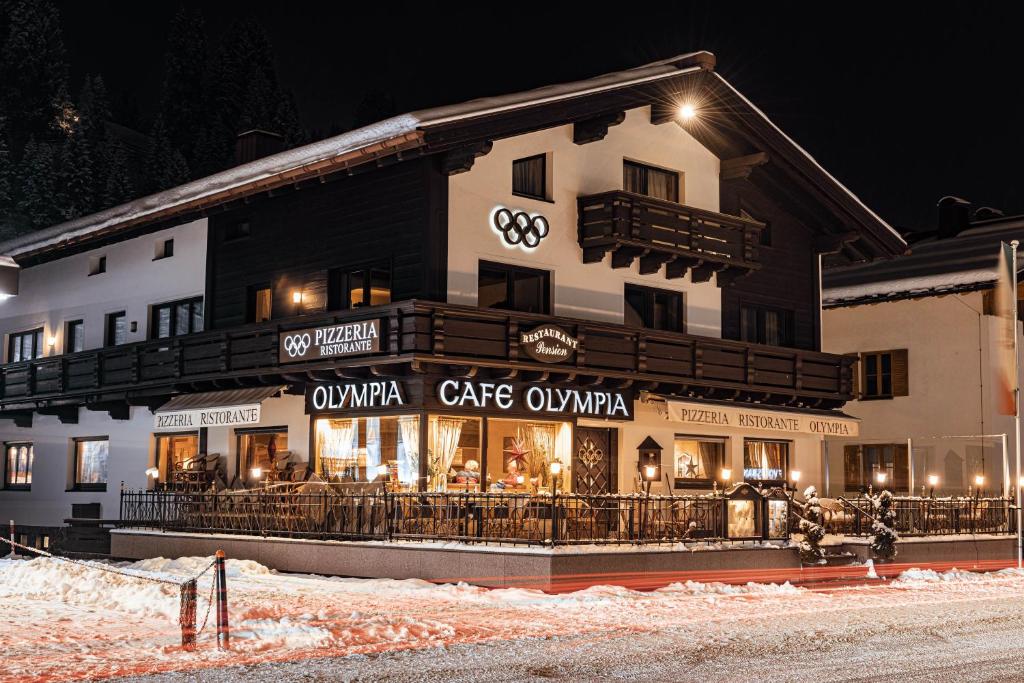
[73,438,109,491]
[673,436,725,487]
[237,428,288,485]
[315,416,419,487]
[8,328,43,362]
[249,286,272,323]
[328,265,391,310]
[743,439,789,484]
[66,319,84,353]
[105,312,127,346]
[486,418,570,493]
[4,442,33,489]
[151,297,203,339]
[155,433,200,483]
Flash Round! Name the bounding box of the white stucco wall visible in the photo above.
[822,292,1024,495]
[0,218,207,355]
[447,106,723,337]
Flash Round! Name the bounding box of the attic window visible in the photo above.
[154,238,174,260]
[88,256,106,276]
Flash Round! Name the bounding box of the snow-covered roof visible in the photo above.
[823,216,1024,307]
[0,50,901,262]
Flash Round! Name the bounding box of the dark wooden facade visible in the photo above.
[205,157,448,329]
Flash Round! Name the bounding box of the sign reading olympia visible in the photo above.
[279,320,381,363]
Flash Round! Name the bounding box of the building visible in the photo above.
[0,52,905,554]
[822,197,1024,498]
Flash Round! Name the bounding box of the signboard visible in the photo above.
[279,320,381,364]
[154,404,261,430]
[437,379,632,420]
[308,380,405,413]
[663,400,859,437]
[519,324,578,364]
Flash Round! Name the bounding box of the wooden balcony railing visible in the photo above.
[578,191,763,284]
[0,300,854,411]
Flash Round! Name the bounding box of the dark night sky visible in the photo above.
[56,1,1024,232]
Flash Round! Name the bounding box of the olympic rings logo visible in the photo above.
[283,333,311,358]
[493,208,549,249]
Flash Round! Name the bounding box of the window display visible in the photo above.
[237,429,288,484]
[743,439,790,484]
[485,418,571,493]
[673,436,725,487]
[315,416,420,487]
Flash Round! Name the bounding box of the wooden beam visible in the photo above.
[611,246,644,269]
[37,405,80,424]
[573,111,626,145]
[720,152,770,181]
[812,230,861,255]
[85,401,130,421]
[0,410,33,428]
[442,140,493,175]
[638,252,672,275]
[690,262,725,283]
[666,256,702,279]
[715,267,752,287]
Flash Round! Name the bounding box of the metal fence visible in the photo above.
[818,496,1017,537]
[119,487,773,547]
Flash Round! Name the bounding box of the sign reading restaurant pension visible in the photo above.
[519,324,579,363]
[154,405,261,430]
[279,320,381,364]
[664,400,859,437]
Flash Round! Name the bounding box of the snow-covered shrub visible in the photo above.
[870,489,899,561]
[798,486,826,565]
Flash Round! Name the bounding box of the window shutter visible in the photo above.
[892,349,909,396]
[894,444,909,492]
[846,353,861,399]
[843,445,861,491]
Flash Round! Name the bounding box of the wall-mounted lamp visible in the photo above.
[720,467,732,484]
[549,461,562,476]
[790,470,802,484]
[291,290,303,304]
[974,474,985,487]
[928,473,939,497]
[145,467,159,479]
[250,467,263,480]
[875,471,888,486]
[47,335,56,348]
[678,103,697,121]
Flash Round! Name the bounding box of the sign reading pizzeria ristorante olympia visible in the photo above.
[664,400,859,437]
[279,320,381,363]
[519,324,579,363]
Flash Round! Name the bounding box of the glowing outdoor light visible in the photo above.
[549,461,562,476]
[720,467,732,483]
[250,467,263,479]
[47,335,56,347]
[291,290,303,304]
[145,467,159,479]
[644,464,658,480]
[790,470,802,483]
[1018,476,1024,487]
[974,474,985,487]
[875,471,888,485]
[928,474,939,487]
[678,103,697,120]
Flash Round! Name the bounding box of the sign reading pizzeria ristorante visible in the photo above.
[279,320,381,363]
[663,399,859,437]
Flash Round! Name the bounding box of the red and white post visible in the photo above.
[7,519,14,558]
[215,550,230,649]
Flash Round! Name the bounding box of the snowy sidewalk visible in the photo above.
[3,555,1024,682]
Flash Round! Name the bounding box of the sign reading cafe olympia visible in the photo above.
[279,320,381,363]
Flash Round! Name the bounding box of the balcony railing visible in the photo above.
[0,300,854,411]
[578,191,763,283]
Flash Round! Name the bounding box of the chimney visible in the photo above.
[936,196,971,239]
[234,129,285,165]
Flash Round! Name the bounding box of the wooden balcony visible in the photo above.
[577,191,764,285]
[0,300,854,421]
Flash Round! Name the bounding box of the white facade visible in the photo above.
[447,106,723,337]
[822,291,1024,496]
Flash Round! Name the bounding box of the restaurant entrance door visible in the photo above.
[573,427,617,495]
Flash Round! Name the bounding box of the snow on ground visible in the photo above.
[2,555,1024,682]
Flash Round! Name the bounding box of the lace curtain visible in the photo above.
[525,423,557,484]
[398,416,420,487]
[76,440,108,485]
[317,419,355,479]
[428,417,465,491]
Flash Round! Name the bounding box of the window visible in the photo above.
[4,442,33,489]
[624,284,684,332]
[743,439,789,484]
[512,154,547,200]
[843,444,909,492]
[88,255,106,276]
[8,328,43,362]
[65,320,84,353]
[105,312,127,346]
[624,160,679,202]
[478,261,550,314]
[154,238,174,260]
[155,432,199,484]
[224,221,251,242]
[673,436,725,487]
[315,415,430,486]
[151,297,203,339]
[237,428,287,485]
[740,304,795,347]
[328,265,392,310]
[249,286,272,323]
[73,438,109,491]
[859,350,909,399]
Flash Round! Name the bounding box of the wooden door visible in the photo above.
[573,427,617,495]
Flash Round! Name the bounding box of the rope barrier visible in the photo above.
[1,534,220,648]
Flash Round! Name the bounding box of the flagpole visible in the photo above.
[1012,239,1022,570]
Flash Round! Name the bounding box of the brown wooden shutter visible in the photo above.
[892,349,909,396]
[894,444,909,492]
[843,445,861,491]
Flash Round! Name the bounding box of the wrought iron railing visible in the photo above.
[119,487,785,547]
[815,496,1017,537]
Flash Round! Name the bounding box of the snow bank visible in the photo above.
[129,555,273,579]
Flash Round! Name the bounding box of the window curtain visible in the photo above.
[526,423,557,485]
[398,417,420,487]
[744,441,786,481]
[365,417,381,474]
[646,167,676,202]
[77,441,108,484]
[513,156,545,197]
[428,417,465,491]
[698,441,722,479]
[317,419,355,479]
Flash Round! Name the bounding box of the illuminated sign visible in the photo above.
[154,405,261,430]
[492,207,549,250]
[436,379,631,420]
[308,381,404,412]
[280,320,381,363]
[664,400,858,437]
[519,324,578,364]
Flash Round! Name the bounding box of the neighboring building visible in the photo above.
[0,52,904,547]
[822,197,1024,498]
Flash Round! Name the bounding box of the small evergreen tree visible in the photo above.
[17,136,62,228]
[870,489,898,561]
[0,115,12,213]
[798,485,826,565]
[100,140,133,208]
[159,7,208,174]
[145,115,189,194]
[58,116,93,219]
